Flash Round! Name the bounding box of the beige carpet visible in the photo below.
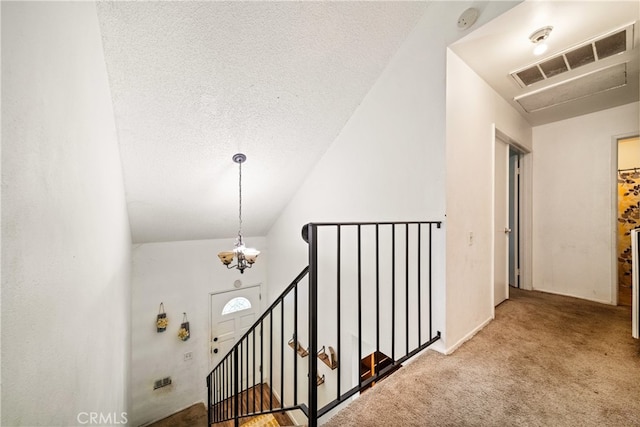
[324,288,640,427]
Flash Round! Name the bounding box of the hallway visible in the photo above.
[325,289,640,426]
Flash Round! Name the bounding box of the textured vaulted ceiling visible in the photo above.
[96,1,429,243]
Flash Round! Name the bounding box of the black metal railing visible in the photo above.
[207,221,442,427]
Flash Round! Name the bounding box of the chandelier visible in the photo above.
[217,153,260,273]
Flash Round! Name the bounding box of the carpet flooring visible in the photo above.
[324,288,640,427]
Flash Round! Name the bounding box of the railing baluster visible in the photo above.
[244,339,248,415]
[336,225,341,401]
[391,224,396,362]
[225,358,228,419]
[245,337,249,415]
[280,303,284,409]
[418,224,422,346]
[252,330,256,414]
[243,341,246,417]
[429,223,433,339]
[234,348,239,427]
[260,320,264,412]
[239,339,243,416]
[294,282,298,405]
[406,223,409,356]
[215,366,219,422]
[269,312,273,411]
[357,224,362,389]
[308,224,318,427]
[217,367,221,421]
[375,224,379,353]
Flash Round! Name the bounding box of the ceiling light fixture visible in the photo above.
[217,153,259,274]
[530,26,553,56]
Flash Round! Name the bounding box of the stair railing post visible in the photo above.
[308,223,318,427]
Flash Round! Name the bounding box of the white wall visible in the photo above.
[532,102,640,304]
[1,2,132,425]
[130,237,267,426]
[445,50,532,352]
[265,1,520,416]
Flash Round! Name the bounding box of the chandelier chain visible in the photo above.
[238,159,242,236]
[218,153,258,274]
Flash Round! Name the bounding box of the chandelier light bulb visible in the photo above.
[533,43,548,56]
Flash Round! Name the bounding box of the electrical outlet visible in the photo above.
[184,351,193,361]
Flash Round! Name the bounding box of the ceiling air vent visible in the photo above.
[515,62,627,113]
[511,24,633,88]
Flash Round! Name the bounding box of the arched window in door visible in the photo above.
[222,297,251,315]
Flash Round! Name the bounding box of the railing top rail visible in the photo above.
[207,265,310,377]
[307,220,442,227]
[302,221,443,242]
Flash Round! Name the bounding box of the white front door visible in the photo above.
[210,285,262,375]
[494,137,510,306]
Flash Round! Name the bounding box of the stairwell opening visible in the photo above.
[359,351,401,393]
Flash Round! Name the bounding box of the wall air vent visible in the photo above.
[515,62,627,113]
[511,24,634,88]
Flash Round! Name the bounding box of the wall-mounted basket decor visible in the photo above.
[288,337,309,357]
[156,303,168,333]
[178,313,190,341]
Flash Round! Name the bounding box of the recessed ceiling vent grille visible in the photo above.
[511,24,633,88]
[515,62,627,113]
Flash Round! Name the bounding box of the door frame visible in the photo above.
[209,283,263,369]
[508,148,521,288]
[612,133,640,306]
[492,126,532,312]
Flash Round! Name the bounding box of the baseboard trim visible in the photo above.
[443,316,493,355]
[532,287,614,306]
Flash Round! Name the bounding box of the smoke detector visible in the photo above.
[457,8,479,30]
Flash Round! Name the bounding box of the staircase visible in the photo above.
[207,221,442,427]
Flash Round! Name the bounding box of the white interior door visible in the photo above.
[494,138,510,306]
[210,285,262,377]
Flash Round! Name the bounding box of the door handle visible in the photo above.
[213,348,218,354]
[213,337,218,342]
[504,227,512,234]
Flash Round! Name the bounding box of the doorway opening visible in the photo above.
[616,135,640,307]
[494,129,528,307]
[509,147,523,289]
